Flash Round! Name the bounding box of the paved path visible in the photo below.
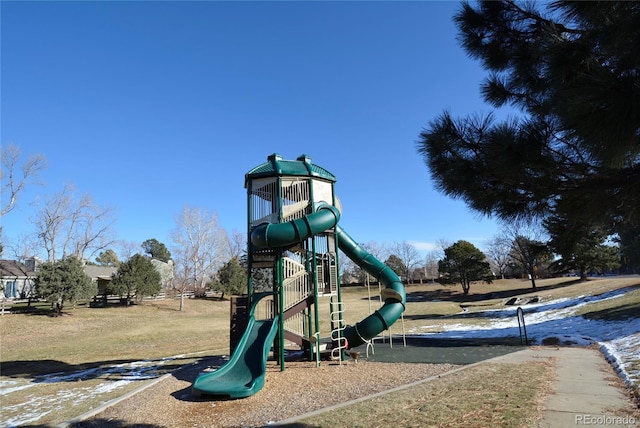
[474,347,637,428]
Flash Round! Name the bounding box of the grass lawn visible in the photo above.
[1,276,638,426]
[4,276,637,368]
[1,297,232,374]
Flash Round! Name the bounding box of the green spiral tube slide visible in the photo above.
[250,203,341,248]
[335,225,406,349]
[251,203,406,350]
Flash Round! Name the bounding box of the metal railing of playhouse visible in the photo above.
[282,257,310,311]
[284,311,306,341]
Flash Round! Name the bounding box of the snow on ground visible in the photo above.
[0,355,187,427]
[409,285,640,390]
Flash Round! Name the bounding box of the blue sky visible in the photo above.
[2,1,507,261]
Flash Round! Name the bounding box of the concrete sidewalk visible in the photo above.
[493,347,638,428]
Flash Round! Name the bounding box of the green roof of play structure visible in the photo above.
[245,153,337,185]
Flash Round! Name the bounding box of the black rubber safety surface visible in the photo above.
[348,336,526,365]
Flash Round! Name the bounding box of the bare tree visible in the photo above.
[170,206,230,296]
[117,240,140,261]
[390,241,421,283]
[503,222,549,289]
[343,240,388,284]
[362,241,388,262]
[1,144,47,217]
[424,250,440,282]
[485,234,512,279]
[435,238,452,258]
[32,184,115,262]
[70,195,116,261]
[228,229,246,259]
[33,185,72,262]
[5,233,40,263]
[338,255,359,284]
[172,262,196,311]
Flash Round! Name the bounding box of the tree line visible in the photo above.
[341,221,621,297]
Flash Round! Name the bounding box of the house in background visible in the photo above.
[1,259,168,303]
[0,258,38,299]
[83,265,118,295]
[150,259,174,290]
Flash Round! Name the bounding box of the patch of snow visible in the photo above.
[600,333,640,389]
[411,286,640,389]
[0,379,34,395]
[0,354,186,427]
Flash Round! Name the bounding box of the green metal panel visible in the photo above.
[245,153,337,187]
[250,205,341,248]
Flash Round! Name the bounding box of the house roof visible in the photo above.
[84,265,118,280]
[0,260,119,281]
[0,259,36,278]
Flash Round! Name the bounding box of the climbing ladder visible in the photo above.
[330,295,346,362]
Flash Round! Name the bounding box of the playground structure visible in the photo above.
[192,154,406,398]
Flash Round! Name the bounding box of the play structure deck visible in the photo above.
[192,154,406,398]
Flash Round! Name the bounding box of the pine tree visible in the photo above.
[35,257,96,313]
[438,240,493,294]
[213,257,247,298]
[111,254,162,303]
[545,216,620,279]
[417,1,640,237]
[141,238,172,262]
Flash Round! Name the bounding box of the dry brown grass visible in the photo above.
[1,298,231,427]
[1,298,231,370]
[4,276,636,368]
[295,361,555,428]
[1,276,637,427]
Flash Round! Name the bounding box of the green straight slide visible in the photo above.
[192,297,279,398]
[251,203,406,349]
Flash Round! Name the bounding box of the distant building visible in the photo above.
[83,265,118,295]
[0,258,38,299]
[150,259,174,290]
[1,257,171,302]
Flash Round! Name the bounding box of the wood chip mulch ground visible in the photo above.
[72,356,459,428]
